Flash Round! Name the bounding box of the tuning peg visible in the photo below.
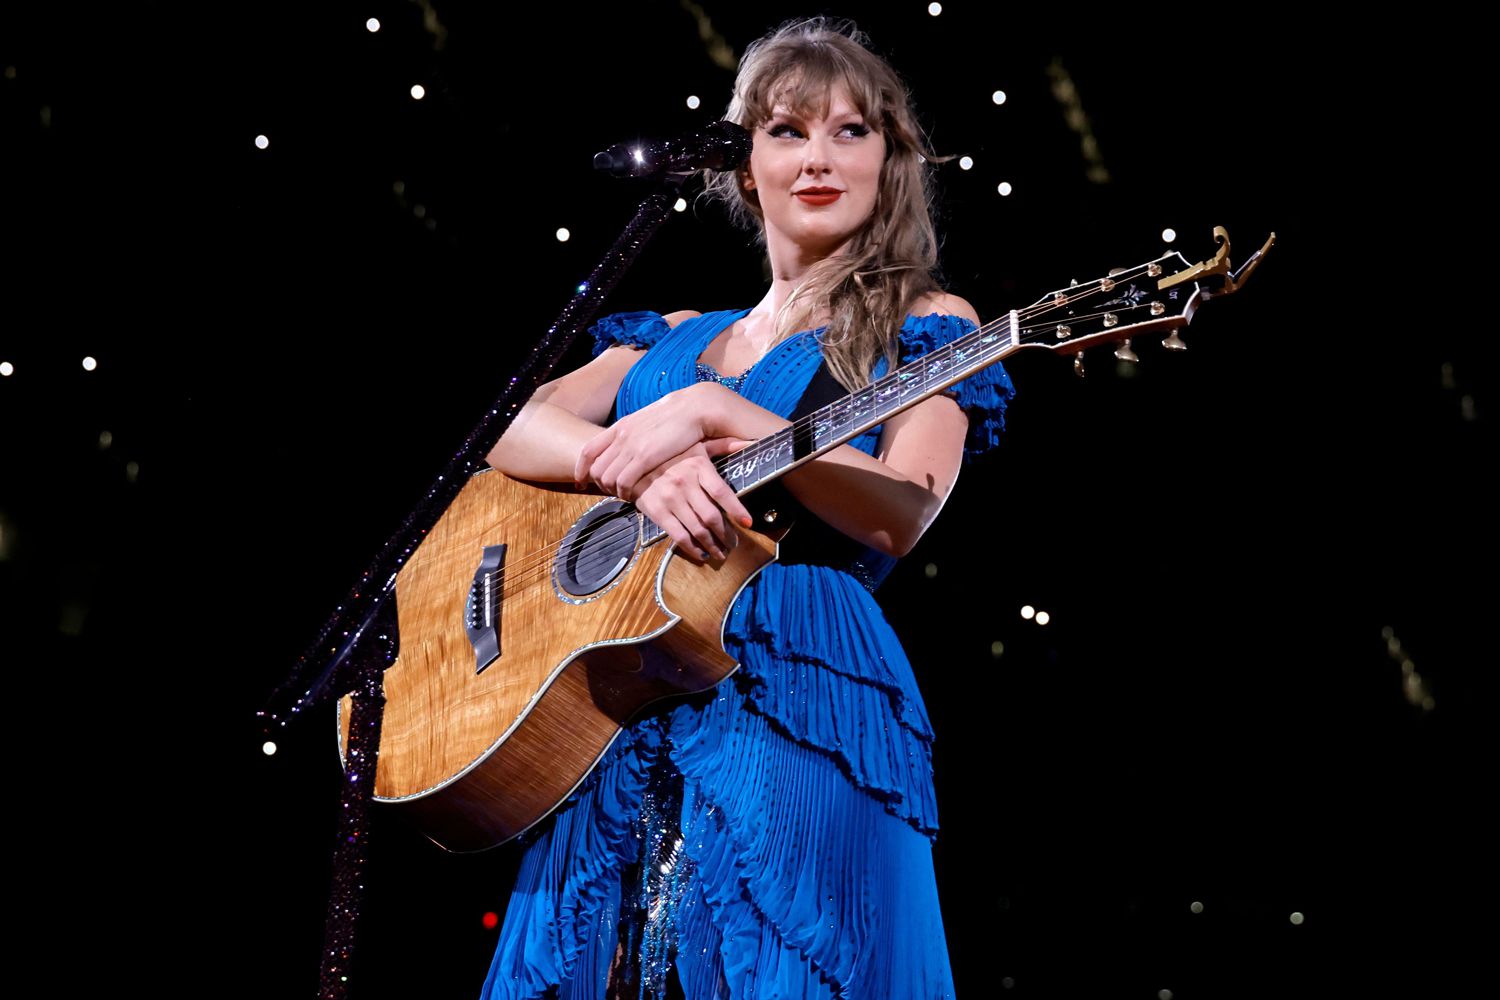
[1114,339,1139,363]
[1162,331,1187,351]
[1073,351,1086,378]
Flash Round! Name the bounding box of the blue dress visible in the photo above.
[481,308,1015,1000]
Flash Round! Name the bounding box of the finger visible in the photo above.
[701,470,753,530]
[575,429,614,487]
[665,514,708,564]
[683,487,731,557]
[702,436,754,457]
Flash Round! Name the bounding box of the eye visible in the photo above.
[766,123,803,139]
[838,122,871,139]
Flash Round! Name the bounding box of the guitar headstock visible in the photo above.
[1013,227,1275,375]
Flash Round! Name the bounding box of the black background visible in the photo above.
[1,2,1486,996]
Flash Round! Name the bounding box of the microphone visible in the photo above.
[593,120,752,178]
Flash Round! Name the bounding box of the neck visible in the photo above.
[754,230,855,334]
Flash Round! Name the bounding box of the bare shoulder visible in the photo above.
[909,291,982,326]
[661,310,703,329]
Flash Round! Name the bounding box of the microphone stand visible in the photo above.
[264,169,696,1000]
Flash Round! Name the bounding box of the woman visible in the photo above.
[481,17,1013,1000]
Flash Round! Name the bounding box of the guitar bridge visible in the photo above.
[465,544,507,674]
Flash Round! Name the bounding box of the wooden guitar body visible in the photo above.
[337,469,784,853]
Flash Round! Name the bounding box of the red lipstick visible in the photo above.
[794,188,842,206]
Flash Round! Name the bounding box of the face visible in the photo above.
[741,85,886,261]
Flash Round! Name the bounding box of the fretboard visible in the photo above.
[641,311,1018,547]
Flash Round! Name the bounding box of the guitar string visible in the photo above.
[473,262,1176,597]
[484,271,1175,596]
[479,266,1174,598]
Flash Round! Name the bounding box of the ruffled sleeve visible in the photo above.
[898,312,1017,458]
[588,310,672,357]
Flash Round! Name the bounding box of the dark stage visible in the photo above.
[1,3,1484,997]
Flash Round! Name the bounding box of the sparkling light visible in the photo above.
[1190,900,1204,914]
[992,90,1007,105]
[959,156,974,170]
[82,356,98,371]
[1035,610,1051,625]
[1001,978,1015,990]
[673,197,688,212]
[1020,605,1035,620]
[482,911,500,930]
[0,362,12,377]
[410,84,426,100]
[1290,911,1305,925]
[365,17,380,32]
[928,2,943,14]
[1162,228,1177,243]
[1158,991,1174,1000]
[924,563,938,579]
[997,181,1013,196]
[98,430,113,449]
[262,741,278,756]
[556,227,571,242]
[990,640,1005,658]
[686,95,701,110]
[254,134,269,150]
[126,461,140,483]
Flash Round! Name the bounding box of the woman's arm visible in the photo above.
[580,293,980,559]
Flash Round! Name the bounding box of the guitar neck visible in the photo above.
[639,312,1019,547]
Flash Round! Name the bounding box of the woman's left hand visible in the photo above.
[576,382,734,498]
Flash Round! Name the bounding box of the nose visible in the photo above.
[802,134,832,175]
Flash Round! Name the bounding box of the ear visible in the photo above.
[740,169,756,192]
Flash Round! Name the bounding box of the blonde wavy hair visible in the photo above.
[702,17,950,392]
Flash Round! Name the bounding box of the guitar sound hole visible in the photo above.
[556,500,639,598]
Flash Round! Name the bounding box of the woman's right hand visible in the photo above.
[631,440,754,563]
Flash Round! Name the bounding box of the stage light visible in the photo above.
[1158,991,1173,1000]
[482,911,500,929]
[686,95,701,109]
[959,156,974,170]
[556,228,571,242]
[1190,900,1204,914]
[928,2,943,14]
[674,198,687,212]
[924,563,938,579]
[410,84,426,100]
[997,181,1013,196]
[254,134,269,150]
[366,18,380,32]
[990,641,1005,658]
[1001,978,1014,990]
[82,356,98,371]
[1162,228,1176,243]
[1035,611,1051,625]
[1290,911,1305,925]
[0,362,12,377]
[263,741,278,756]
[99,431,113,449]
[126,461,140,483]
[1020,605,1035,620]
[992,90,1007,105]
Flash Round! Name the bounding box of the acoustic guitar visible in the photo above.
[338,227,1274,852]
